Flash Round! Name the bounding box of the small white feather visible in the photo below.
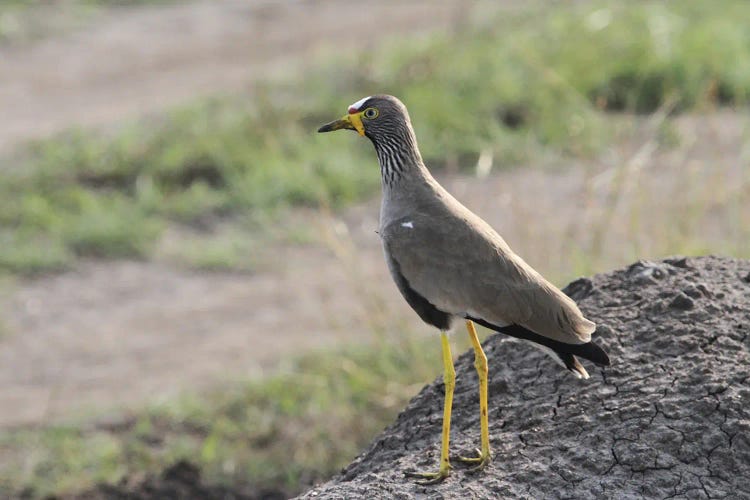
[401,221,414,229]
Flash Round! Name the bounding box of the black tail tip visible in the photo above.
[584,341,611,366]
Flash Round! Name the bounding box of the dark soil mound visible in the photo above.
[299,256,750,499]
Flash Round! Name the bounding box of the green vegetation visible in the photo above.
[0,333,451,498]
[2,0,750,274]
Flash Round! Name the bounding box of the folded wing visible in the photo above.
[381,211,595,345]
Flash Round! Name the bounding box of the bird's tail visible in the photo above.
[466,317,610,375]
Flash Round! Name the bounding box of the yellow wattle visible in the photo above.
[349,112,365,136]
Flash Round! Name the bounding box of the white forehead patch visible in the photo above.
[348,96,372,114]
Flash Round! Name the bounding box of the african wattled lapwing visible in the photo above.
[318,95,610,484]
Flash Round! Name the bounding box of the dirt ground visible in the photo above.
[0,1,747,429]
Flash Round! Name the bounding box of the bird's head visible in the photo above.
[317,95,411,142]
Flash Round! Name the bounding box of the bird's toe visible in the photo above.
[455,448,492,472]
[403,466,451,484]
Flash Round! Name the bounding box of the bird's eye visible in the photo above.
[363,107,379,119]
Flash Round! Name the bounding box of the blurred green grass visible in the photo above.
[2,0,750,274]
[0,333,445,498]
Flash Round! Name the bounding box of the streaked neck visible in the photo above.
[372,127,427,189]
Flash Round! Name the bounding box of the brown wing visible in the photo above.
[381,209,594,344]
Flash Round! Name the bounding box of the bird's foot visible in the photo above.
[404,465,451,485]
[455,448,492,473]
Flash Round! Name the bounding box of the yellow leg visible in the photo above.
[405,331,455,484]
[456,320,492,471]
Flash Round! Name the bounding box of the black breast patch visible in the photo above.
[385,253,452,331]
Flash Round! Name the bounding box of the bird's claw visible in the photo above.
[455,448,492,473]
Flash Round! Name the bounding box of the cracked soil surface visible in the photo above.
[294,256,750,499]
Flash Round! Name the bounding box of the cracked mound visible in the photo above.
[299,256,750,499]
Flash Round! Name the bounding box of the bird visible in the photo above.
[317,95,610,484]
